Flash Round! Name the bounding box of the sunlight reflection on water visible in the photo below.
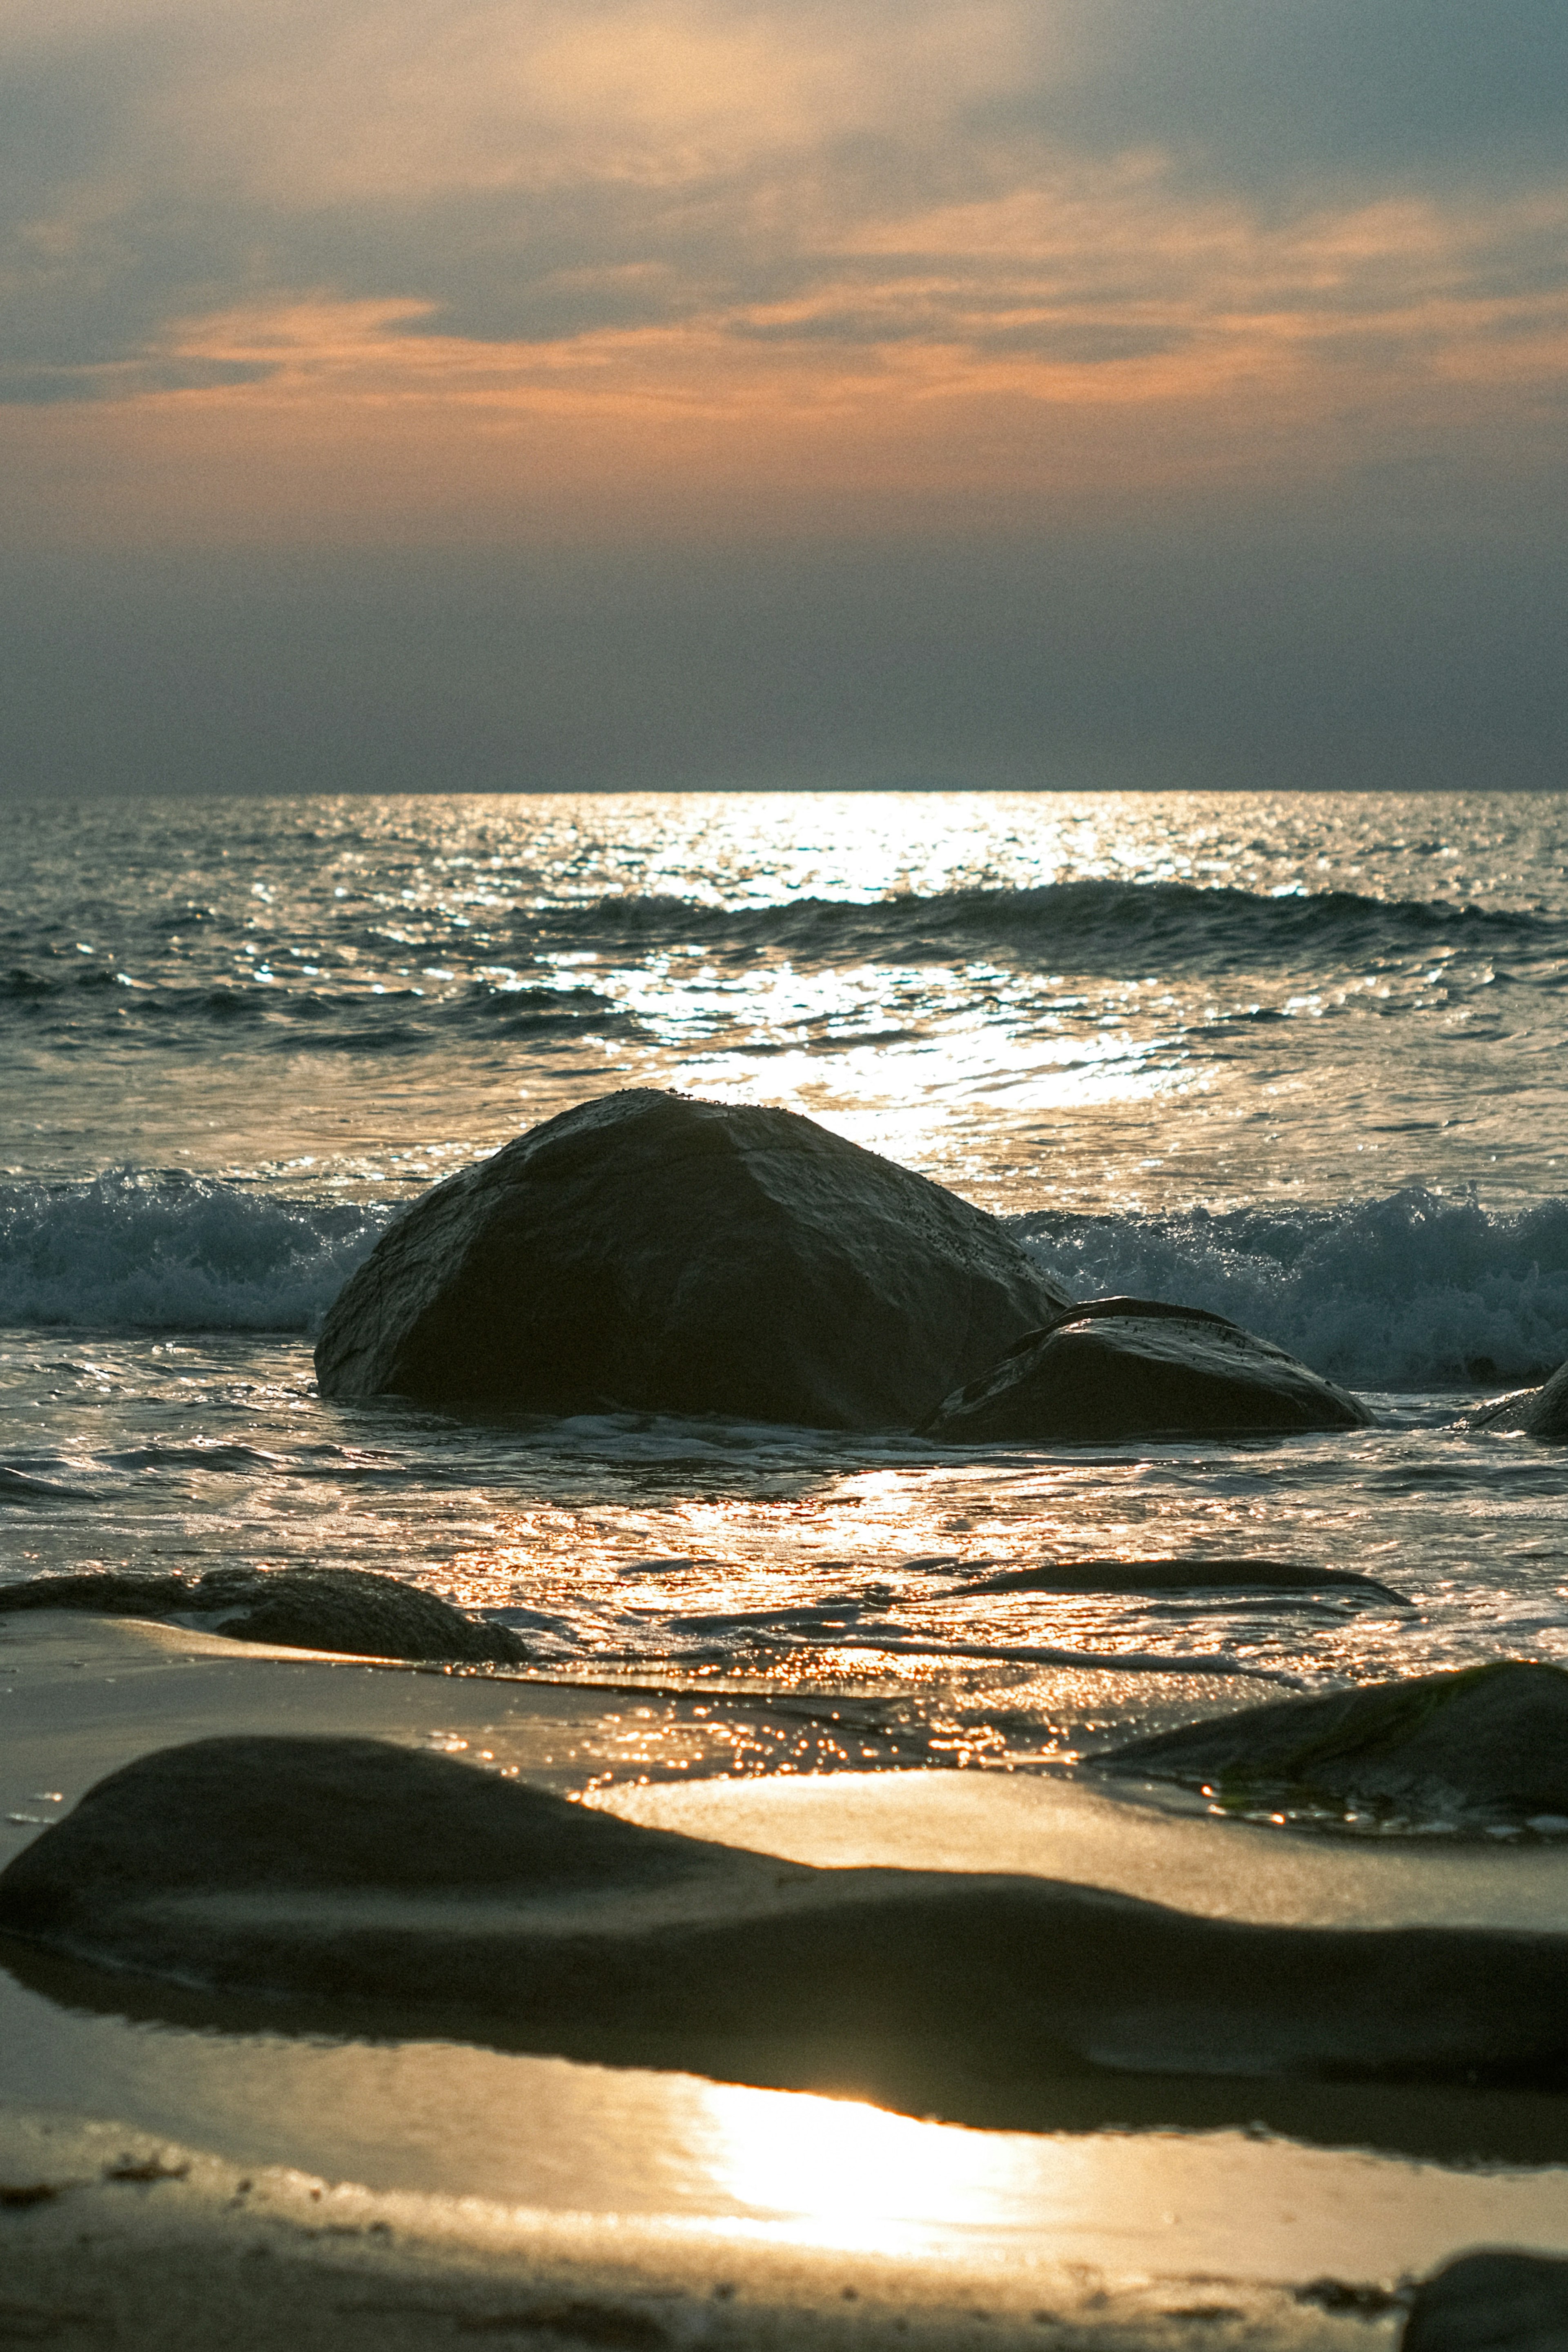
[710,2085,1028,2247]
[5,787,1566,1206]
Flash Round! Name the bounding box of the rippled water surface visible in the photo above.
[4,790,1568,1772]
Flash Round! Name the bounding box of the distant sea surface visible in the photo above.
[4,791,1568,1777]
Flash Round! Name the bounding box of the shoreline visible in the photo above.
[0,2106,1408,2352]
[3,1612,1566,2345]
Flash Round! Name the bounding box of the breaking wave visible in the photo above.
[1013,1189,1568,1391]
[526,879,1563,974]
[0,1173,388,1331]
[6,881,1562,1060]
[3,1166,1567,1388]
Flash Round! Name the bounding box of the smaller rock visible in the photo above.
[0,1571,189,1619]
[1096,1660,1568,1832]
[1469,1359,1568,1440]
[958,1558,1408,1605]
[0,1567,527,1667]
[1403,2249,1568,2350]
[923,1297,1372,1443]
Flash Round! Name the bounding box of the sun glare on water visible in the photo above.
[706,2083,1031,2251]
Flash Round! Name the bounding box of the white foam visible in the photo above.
[1013,1187,1568,1389]
[6,1170,1567,1385]
[0,1171,389,1331]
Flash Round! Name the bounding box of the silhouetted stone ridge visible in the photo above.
[0,1567,527,1666]
[1,1734,1562,2088]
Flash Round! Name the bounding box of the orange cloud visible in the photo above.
[4,0,1566,550]
[7,166,1565,552]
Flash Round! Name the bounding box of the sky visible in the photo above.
[3,0,1566,794]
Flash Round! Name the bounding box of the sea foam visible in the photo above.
[1014,1188,1568,1390]
[0,1172,387,1332]
[3,1168,1567,1389]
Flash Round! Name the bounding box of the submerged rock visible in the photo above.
[1096,1660,1568,1832]
[1403,2251,1568,2350]
[923,1297,1372,1443]
[958,1558,1408,1605]
[1,1734,1562,2089]
[0,1567,527,1667]
[314,1089,1070,1428]
[1469,1358,1568,1440]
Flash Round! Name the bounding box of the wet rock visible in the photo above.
[314,1089,1070,1428]
[922,1297,1372,1443]
[0,1567,527,1667]
[1469,1358,1568,1440]
[1402,2250,1568,2350]
[1097,1660,1568,1832]
[1,1735,1563,2089]
[0,1570,191,1620]
[958,1558,1409,1605]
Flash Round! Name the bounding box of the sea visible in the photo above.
[4,789,1568,1786]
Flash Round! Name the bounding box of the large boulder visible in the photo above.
[922,1297,1372,1442]
[314,1090,1071,1428]
[1096,1661,1568,1833]
[1469,1358,1568,1439]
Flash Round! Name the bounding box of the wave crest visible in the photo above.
[6,1168,1567,1386]
[527,879,1556,972]
[1013,1189,1568,1390]
[0,1173,388,1331]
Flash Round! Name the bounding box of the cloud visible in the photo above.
[4,0,1566,408]
[1028,0,1568,190]
[4,0,1564,794]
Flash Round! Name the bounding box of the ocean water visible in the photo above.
[4,789,1568,1775]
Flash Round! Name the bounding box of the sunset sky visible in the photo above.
[4,0,1566,794]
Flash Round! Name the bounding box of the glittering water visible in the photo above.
[4,791,1568,1770]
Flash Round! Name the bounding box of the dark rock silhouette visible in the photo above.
[1469,1358,1568,1440]
[922,1297,1372,1442]
[2,1735,1563,2088]
[1097,1660,1568,1831]
[1403,2250,1568,2350]
[0,1566,527,1666]
[958,1557,1408,1604]
[314,1089,1071,1428]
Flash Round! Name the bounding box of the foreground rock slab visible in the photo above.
[1469,1358,1568,1440]
[1097,1661,1568,1834]
[924,1298,1372,1443]
[0,1567,527,1666]
[2,1735,1563,2088]
[314,1089,1071,1427]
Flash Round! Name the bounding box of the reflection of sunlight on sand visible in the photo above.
[705,2084,1031,2251]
